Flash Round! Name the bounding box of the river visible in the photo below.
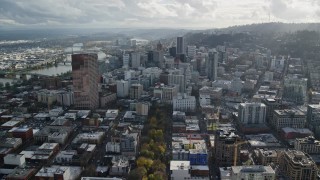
[29,63,72,76]
[0,63,72,85]
[0,51,106,85]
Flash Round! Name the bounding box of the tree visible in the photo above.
[140,149,154,159]
[148,171,166,180]
[151,160,166,173]
[128,167,147,180]
[0,82,3,89]
[136,157,153,170]
[149,116,157,129]
[149,129,164,142]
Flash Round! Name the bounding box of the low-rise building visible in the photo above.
[121,133,139,157]
[136,102,149,116]
[199,94,211,106]
[245,134,281,148]
[6,167,36,180]
[56,90,74,107]
[49,108,64,117]
[153,84,178,103]
[307,104,320,138]
[278,150,318,180]
[106,142,120,154]
[170,161,191,180]
[4,154,26,166]
[271,109,306,132]
[72,132,105,145]
[109,156,130,176]
[38,143,60,154]
[105,109,119,120]
[230,165,275,180]
[34,126,72,145]
[35,166,82,180]
[294,136,320,154]
[173,93,196,112]
[99,92,117,108]
[37,89,58,106]
[1,138,22,149]
[1,120,22,130]
[219,167,232,180]
[55,150,77,164]
[254,149,279,166]
[281,127,313,141]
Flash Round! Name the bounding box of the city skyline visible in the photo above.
[1,0,320,29]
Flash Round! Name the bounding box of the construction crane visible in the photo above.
[233,140,247,166]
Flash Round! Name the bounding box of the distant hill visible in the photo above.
[208,22,320,35]
[184,23,320,58]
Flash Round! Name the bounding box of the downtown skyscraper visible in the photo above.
[207,50,218,81]
[176,36,185,55]
[72,53,99,110]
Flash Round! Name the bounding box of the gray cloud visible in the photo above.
[268,0,311,20]
[0,0,319,28]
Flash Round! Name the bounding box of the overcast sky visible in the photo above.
[1,0,320,29]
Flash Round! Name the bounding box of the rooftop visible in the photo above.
[246,134,281,147]
[296,136,320,145]
[285,150,315,165]
[38,143,59,150]
[1,120,21,127]
[258,149,278,157]
[274,109,305,116]
[81,178,122,180]
[170,161,190,170]
[8,127,32,133]
[282,127,313,134]
[6,168,35,178]
[36,165,81,179]
[3,137,22,145]
[231,165,275,174]
[106,109,119,114]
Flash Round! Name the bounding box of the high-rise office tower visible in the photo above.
[116,80,129,98]
[283,76,308,104]
[153,51,164,68]
[123,53,130,69]
[131,52,141,68]
[176,37,185,55]
[72,53,99,110]
[130,84,143,99]
[168,73,185,93]
[207,50,218,81]
[187,45,196,58]
[238,103,266,124]
[214,128,240,167]
[169,47,177,57]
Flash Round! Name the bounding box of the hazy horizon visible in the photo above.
[1,0,320,30]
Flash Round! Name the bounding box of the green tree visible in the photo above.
[149,129,164,142]
[148,171,166,180]
[140,149,154,159]
[136,157,153,170]
[151,160,166,173]
[128,167,147,180]
[149,116,157,129]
